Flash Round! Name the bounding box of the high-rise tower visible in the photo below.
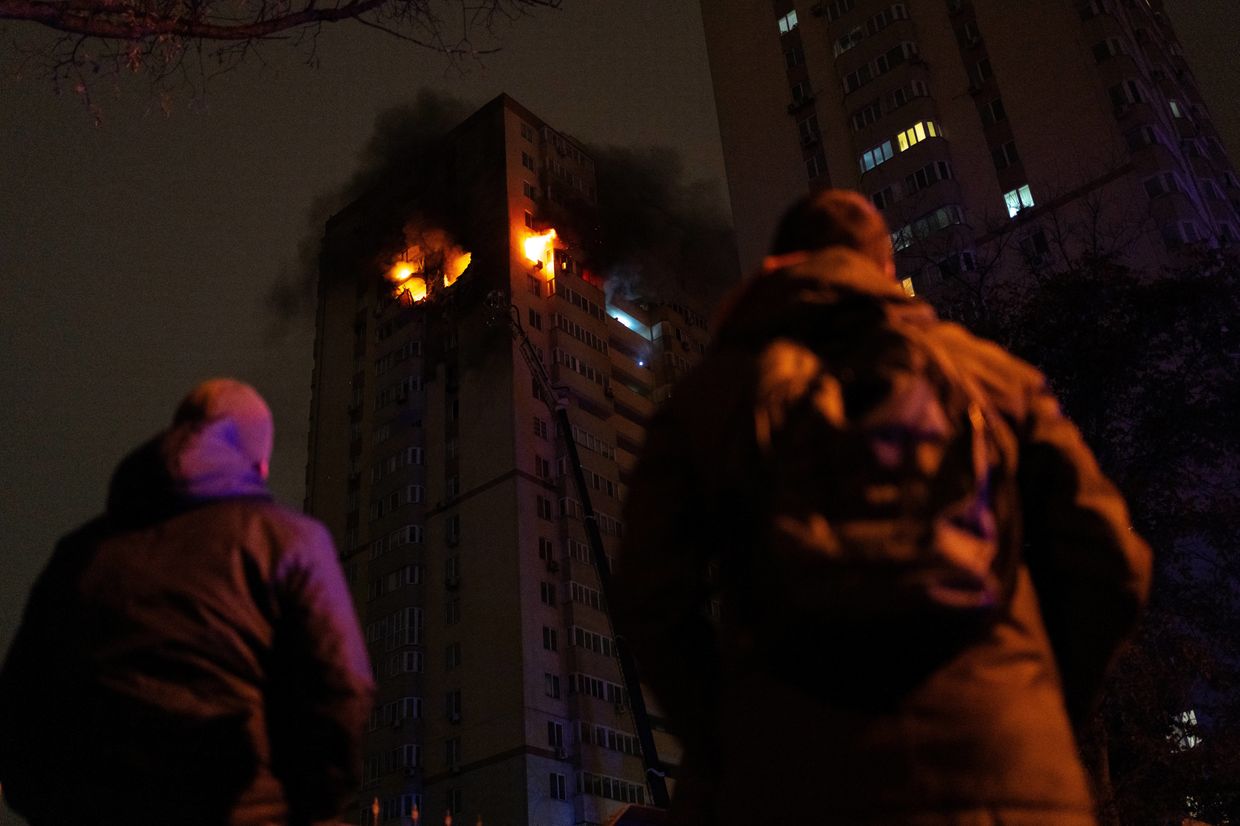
[305,95,707,826]
[701,0,1240,287]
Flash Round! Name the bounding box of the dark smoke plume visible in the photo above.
[583,145,739,310]
[266,90,471,324]
[267,93,740,332]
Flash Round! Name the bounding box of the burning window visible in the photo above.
[385,225,472,304]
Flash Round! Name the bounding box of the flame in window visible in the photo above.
[523,229,557,275]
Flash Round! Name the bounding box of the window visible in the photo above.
[798,114,820,145]
[896,120,939,151]
[446,598,460,625]
[1092,37,1126,63]
[806,149,827,180]
[527,274,542,296]
[521,122,535,141]
[528,308,543,330]
[1109,79,1144,109]
[901,277,916,297]
[890,205,966,251]
[1169,99,1184,119]
[991,140,1021,170]
[937,251,977,278]
[834,26,864,56]
[523,181,537,199]
[850,99,882,132]
[537,495,553,520]
[550,772,567,800]
[962,20,981,46]
[447,689,462,720]
[540,581,557,606]
[446,788,462,815]
[548,720,564,748]
[1020,230,1050,266]
[859,140,894,173]
[842,63,873,94]
[777,9,798,34]
[1143,171,1183,198]
[1004,184,1035,217]
[973,58,993,86]
[543,626,558,651]
[524,210,535,229]
[521,151,536,171]
[1079,0,1108,20]
[533,416,549,439]
[982,97,1007,125]
[406,484,423,504]
[784,46,803,68]
[790,80,813,105]
[824,0,856,22]
[545,672,561,698]
[871,187,895,210]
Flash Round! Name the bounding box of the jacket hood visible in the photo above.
[107,419,271,519]
[714,247,929,345]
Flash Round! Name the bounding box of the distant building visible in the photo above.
[701,0,1240,290]
[305,94,708,826]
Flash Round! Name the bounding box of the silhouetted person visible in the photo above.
[0,379,373,826]
[614,191,1151,825]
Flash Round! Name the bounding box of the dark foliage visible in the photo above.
[974,251,1240,825]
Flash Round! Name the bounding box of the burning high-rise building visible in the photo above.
[305,95,710,825]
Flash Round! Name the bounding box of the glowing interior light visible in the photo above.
[523,229,557,273]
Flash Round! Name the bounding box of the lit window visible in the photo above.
[1169,99,1184,118]
[1004,184,1035,217]
[900,277,916,296]
[897,120,939,151]
[777,9,799,34]
[859,140,894,173]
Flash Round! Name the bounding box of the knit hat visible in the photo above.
[172,379,274,469]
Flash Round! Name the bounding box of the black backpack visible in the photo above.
[741,299,1018,652]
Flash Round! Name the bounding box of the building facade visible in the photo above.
[701,0,1240,289]
[305,95,707,826]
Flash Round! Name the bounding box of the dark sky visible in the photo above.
[1,1,1237,657]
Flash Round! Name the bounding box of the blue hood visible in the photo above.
[107,419,270,520]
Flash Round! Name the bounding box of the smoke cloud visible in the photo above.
[266,90,472,324]
[583,145,739,309]
[267,92,740,332]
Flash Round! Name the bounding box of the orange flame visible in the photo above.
[523,229,557,276]
[443,251,472,288]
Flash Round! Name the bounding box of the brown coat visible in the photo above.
[613,249,1151,825]
[0,425,374,826]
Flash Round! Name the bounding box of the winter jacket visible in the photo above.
[612,248,1152,826]
[0,418,374,826]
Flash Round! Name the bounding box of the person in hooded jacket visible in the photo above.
[612,191,1152,825]
[0,379,374,826]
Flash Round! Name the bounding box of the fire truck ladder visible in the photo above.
[487,292,671,810]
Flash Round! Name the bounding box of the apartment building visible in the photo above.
[701,0,1240,289]
[305,95,707,826]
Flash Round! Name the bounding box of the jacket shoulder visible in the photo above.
[928,320,1045,424]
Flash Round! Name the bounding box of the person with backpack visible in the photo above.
[612,190,1152,825]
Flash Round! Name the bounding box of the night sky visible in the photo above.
[1,1,1238,658]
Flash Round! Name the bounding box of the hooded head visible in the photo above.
[766,189,896,280]
[171,379,274,481]
[107,379,274,518]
